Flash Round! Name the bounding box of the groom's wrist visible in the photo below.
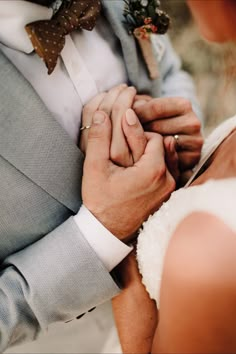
[74,205,133,272]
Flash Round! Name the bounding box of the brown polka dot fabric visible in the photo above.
[25,0,101,74]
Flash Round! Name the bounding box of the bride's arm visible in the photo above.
[112,249,158,354]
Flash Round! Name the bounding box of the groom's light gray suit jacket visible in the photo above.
[0,0,201,350]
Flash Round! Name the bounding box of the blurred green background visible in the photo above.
[162,0,236,134]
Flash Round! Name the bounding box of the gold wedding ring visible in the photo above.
[173,134,180,149]
[80,125,91,131]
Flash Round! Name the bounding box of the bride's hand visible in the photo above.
[80,84,147,167]
[132,95,180,181]
[133,96,203,175]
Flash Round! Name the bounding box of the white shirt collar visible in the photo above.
[0,0,53,53]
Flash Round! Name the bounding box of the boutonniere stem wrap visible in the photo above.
[123,0,170,79]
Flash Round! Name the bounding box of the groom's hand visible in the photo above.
[82,110,175,242]
[80,84,138,167]
[133,97,203,173]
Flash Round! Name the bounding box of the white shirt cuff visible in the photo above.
[73,205,132,272]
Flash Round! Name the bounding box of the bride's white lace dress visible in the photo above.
[137,115,236,308]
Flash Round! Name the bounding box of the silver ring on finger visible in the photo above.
[173,134,181,150]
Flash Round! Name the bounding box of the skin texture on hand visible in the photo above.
[80,87,180,172]
[80,84,139,167]
[80,88,203,184]
[82,111,175,241]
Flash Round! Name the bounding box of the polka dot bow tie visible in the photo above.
[25,0,101,74]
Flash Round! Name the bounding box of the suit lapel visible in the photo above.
[0,2,161,216]
[0,50,83,214]
[102,0,161,96]
[102,0,139,85]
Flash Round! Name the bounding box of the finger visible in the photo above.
[85,111,112,172]
[172,134,203,152]
[122,109,147,163]
[111,86,137,119]
[136,132,176,201]
[144,114,201,136]
[135,132,166,177]
[98,84,128,116]
[127,132,175,206]
[134,94,152,102]
[133,94,152,109]
[110,86,137,167]
[80,93,107,152]
[164,136,179,182]
[134,97,193,124]
[82,92,107,126]
[178,151,201,171]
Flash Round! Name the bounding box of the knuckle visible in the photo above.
[126,86,137,98]
[153,132,165,147]
[151,100,165,116]
[87,125,103,140]
[148,130,163,143]
[87,131,100,141]
[178,98,192,113]
[187,116,201,133]
[82,105,93,119]
[192,119,201,133]
[112,102,122,116]
[99,104,109,115]
[147,120,159,133]
[149,161,167,185]
[110,147,131,166]
[198,136,204,148]
[110,149,121,162]
[155,133,164,144]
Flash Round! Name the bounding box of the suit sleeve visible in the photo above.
[159,35,204,124]
[0,216,119,351]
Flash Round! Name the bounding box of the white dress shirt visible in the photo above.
[0,0,132,272]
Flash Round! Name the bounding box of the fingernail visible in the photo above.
[93,111,105,124]
[128,86,136,91]
[126,109,137,126]
[133,100,147,109]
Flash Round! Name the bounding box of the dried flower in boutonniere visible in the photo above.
[123,0,170,79]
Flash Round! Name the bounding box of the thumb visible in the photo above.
[85,111,112,171]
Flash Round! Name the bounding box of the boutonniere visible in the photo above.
[123,0,170,79]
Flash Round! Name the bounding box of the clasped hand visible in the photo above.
[80,85,202,242]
